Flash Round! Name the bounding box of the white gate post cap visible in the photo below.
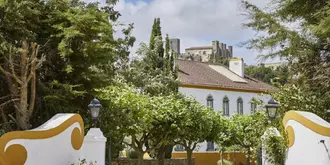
[84,128,107,142]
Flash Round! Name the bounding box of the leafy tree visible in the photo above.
[0,0,135,132]
[245,64,290,85]
[120,36,179,97]
[174,97,216,165]
[209,54,230,66]
[272,84,330,122]
[214,117,234,164]
[97,84,192,165]
[245,65,276,84]
[97,85,153,165]
[229,111,269,165]
[241,0,330,120]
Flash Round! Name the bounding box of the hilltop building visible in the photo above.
[185,40,233,62]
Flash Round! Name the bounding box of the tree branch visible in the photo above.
[0,65,23,84]
[1,106,13,131]
[0,99,19,108]
[192,143,197,150]
[21,40,28,82]
[0,95,11,101]
[8,47,23,84]
[28,43,38,116]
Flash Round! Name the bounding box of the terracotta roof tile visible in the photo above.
[177,59,277,93]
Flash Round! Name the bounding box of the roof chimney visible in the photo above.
[229,58,244,77]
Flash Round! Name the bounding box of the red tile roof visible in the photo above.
[177,59,277,93]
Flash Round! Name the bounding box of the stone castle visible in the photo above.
[168,39,233,62]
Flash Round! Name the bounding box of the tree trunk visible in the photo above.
[221,149,224,165]
[187,149,193,165]
[17,83,30,130]
[137,151,144,165]
[157,146,165,165]
[247,148,251,165]
[0,41,40,131]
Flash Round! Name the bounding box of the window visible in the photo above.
[223,97,229,116]
[237,98,243,115]
[175,144,185,151]
[250,98,257,114]
[203,51,206,55]
[207,95,214,108]
[206,141,215,151]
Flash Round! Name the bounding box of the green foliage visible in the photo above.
[149,18,157,50]
[120,35,179,97]
[245,65,289,85]
[209,54,230,66]
[229,111,269,165]
[127,150,139,159]
[245,66,276,84]
[263,130,287,165]
[272,84,330,122]
[164,34,170,74]
[96,84,185,159]
[148,17,164,69]
[241,0,330,121]
[0,0,135,131]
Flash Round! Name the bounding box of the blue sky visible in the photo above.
[87,0,277,65]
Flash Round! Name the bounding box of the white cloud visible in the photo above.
[89,0,278,65]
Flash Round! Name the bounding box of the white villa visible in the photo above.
[175,57,275,152]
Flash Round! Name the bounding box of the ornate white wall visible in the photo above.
[283,111,330,165]
[0,114,106,165]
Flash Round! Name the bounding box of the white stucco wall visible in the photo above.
[177,87,271,152]
[179,87,271,116]
[4,114,83,165]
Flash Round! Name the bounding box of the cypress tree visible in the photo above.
[164,34,170,74]
[155,18,164,69]
[170,51,175,75]
[165,34,170,60]
[149,18,157,50]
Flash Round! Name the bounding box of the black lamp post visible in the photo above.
[88,98,102,128]
[265,98,279,124]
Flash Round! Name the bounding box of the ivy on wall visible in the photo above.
[263,131,287,165]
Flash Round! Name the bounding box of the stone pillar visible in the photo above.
[262,127,281,165]
[82,128,107,165]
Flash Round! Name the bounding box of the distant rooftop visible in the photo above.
[177,59,276,93]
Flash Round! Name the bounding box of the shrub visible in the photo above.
[127,150,139,159]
